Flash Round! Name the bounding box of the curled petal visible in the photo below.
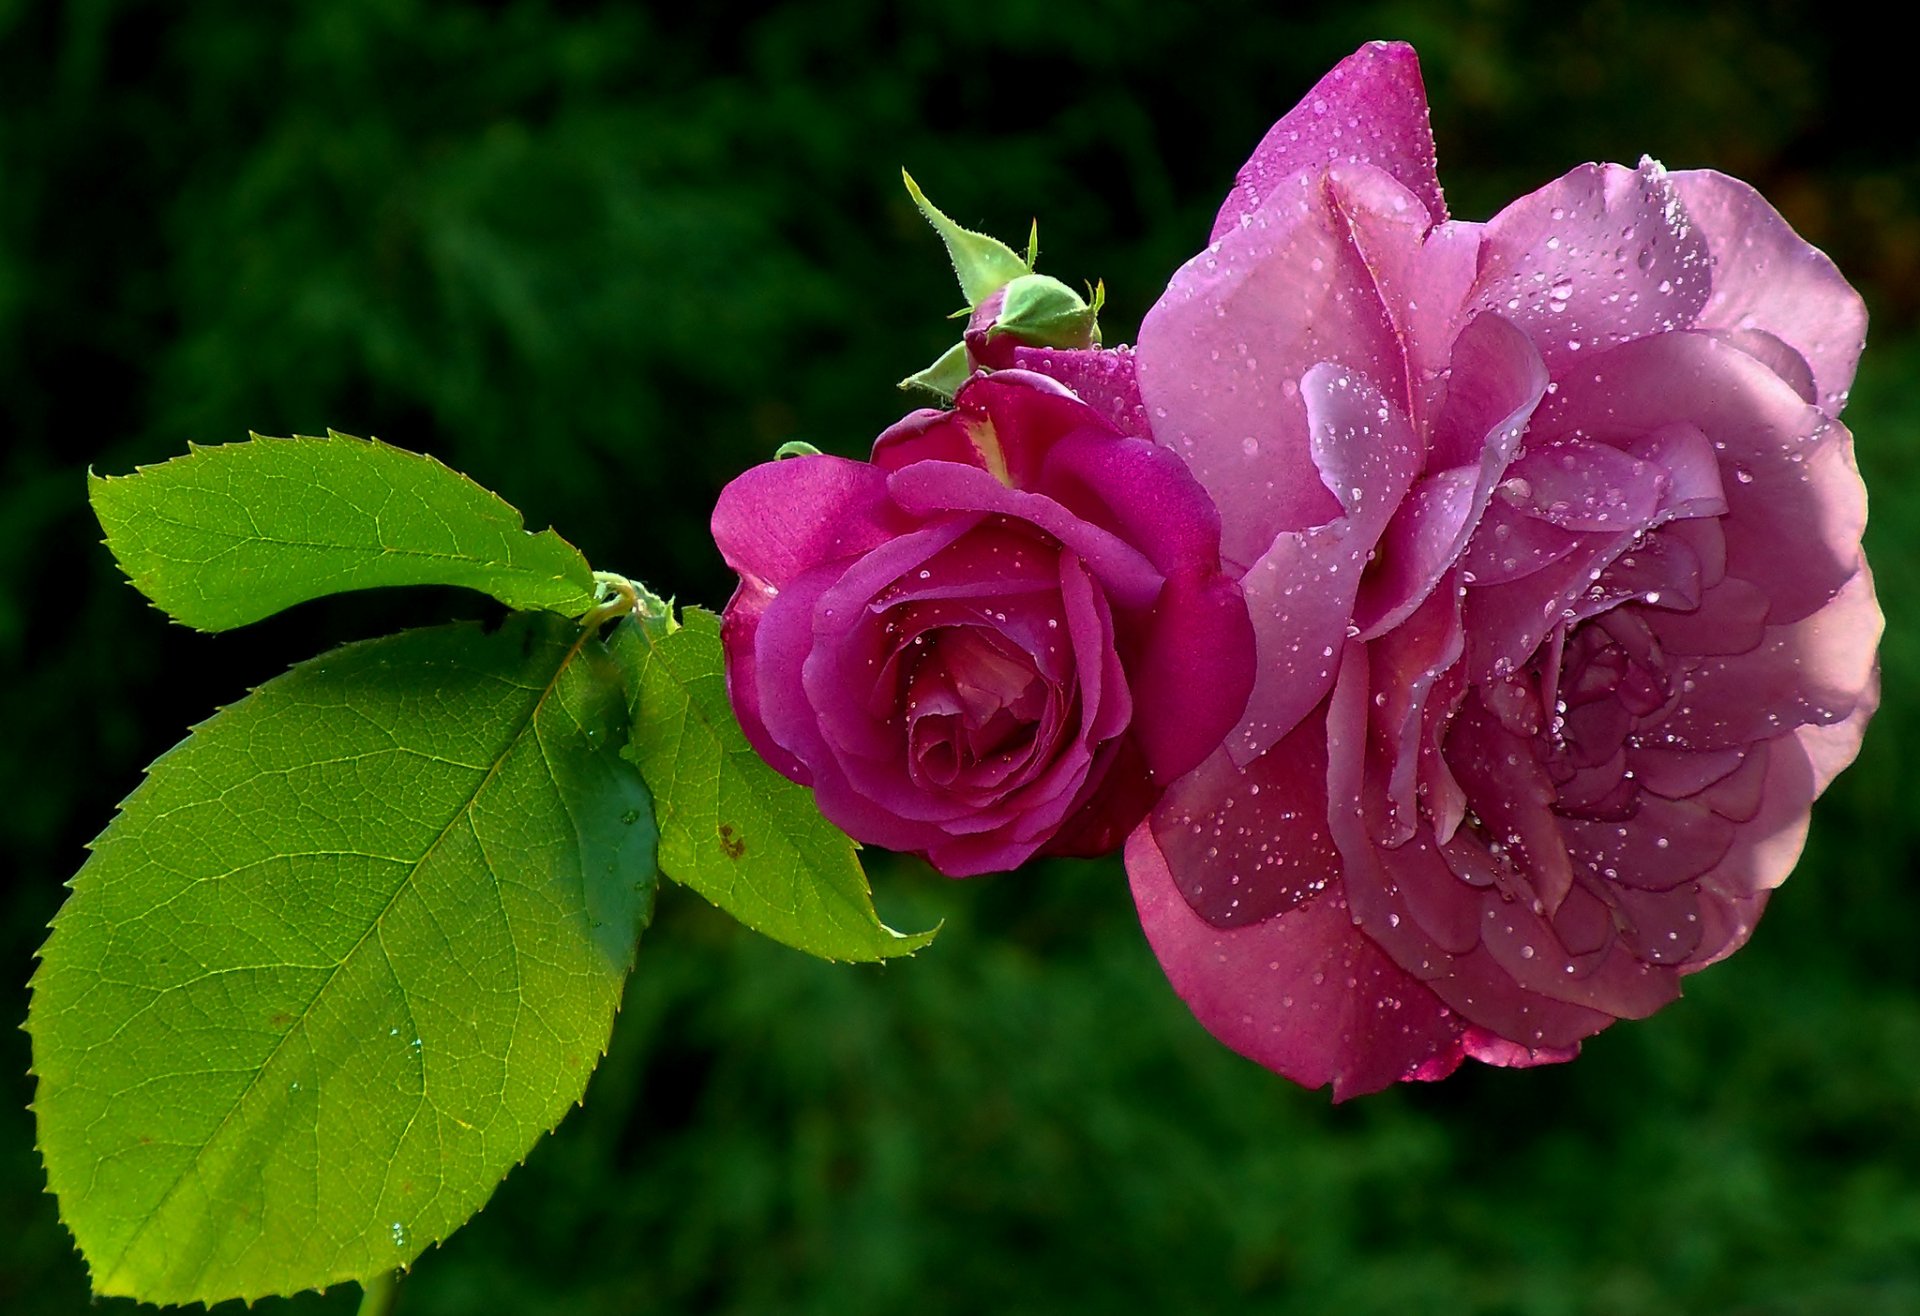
[1230,364,1423,764]
[714,454,909,592]
[886,462,1164,611]
[1534,332,1866,625]
[1470,160,1712,379]
[1138,181,1405,568]
[1672,169,1868,414]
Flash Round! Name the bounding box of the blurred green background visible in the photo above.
[3,2,1915,1312]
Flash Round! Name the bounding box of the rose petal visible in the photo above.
[1038,431,1226,580]
[714,454,909,590]
[1138,183,1406,568]
[1355,313,1545,635]
[1533,331,1866,626]
[1469,159,1713,379]
[1130,571,1256,782]
[1010,344,1152,439]
[1229,364,1423,765]
[1324,166,1482,429]
[720,580,804,783]
[886,461,1164,610]
[874,370,1113,489]
[1211,41,1447,242]
[1709,328,1817,405]
[1650,563,1881,751]
[1128,823,1472,1100]
[1672,168,1868,414]
[1151,723,1341,930]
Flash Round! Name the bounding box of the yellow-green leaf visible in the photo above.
[90,432,597,631]
[28,613,655,1305]
[613,607,936,962]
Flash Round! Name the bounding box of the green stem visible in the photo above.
[357,1271,399,1316]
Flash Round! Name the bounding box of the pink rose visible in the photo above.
[713,370,1254,876]
[1033,42,1880,1095]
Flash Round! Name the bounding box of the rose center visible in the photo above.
[1532,606,1674,822]
[904,627,1053,789]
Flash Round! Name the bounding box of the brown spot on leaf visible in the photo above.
[269,1012,293,1027]
[718,824,746,860]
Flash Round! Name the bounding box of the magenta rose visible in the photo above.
[1026,42,1880,1095]
[713,370,1254,876]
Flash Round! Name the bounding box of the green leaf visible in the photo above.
[901,170,1029,306]
[90,431,598,631]
[612,606,937,962]
[28,612,656,1306]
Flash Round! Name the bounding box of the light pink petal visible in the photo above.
[1353,468,1478,638]
[1324,167,1482,429]
[1137,181,1404,569]
[1627,744,1748,800]
[1150,720,1340,929]
[1427,311,1550,471]
[1532,331,1866,626]
[1796,665,1880,797]
[1709,329,1817,405]
[1469,160,1712,379]
[1671,168,1868,415]
[1560,796,1736,894]
[1648,575,1771,658]
[1652,563,1881,751]
[1228,364,1423,765]
[1683,738,1820,970]
[1501,439,1667,533]
[1458,501,1583,586]
[1367,579,1465,844]
[1211,41,1447,242]
[1328,647,1680,1028]
[1350,315,1546,637]
[1127,823,1472,1100]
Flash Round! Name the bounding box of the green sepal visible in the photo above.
[897,341,972,402]
[774,440,824,460]
[901,170,1029,305]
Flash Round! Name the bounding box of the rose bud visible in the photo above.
[964,273,1104,371]
[897,171,1104,397]
[713,370,1254,876]
[1024,41,1879,1095]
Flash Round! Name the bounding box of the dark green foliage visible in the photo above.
[3,2,1914,1312]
